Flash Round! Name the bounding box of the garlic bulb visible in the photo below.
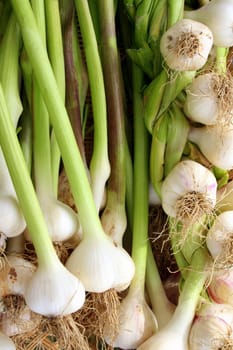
[160,19,213,71]
[24,258,85,316]
[161,160,217,219]
[24,198,81,242]
[208,268,233,306]
[184,72,233,126]
[65,234,135,293]
[104,289,157,349]
[0,332,16,350]
[184,0,233,47]
[189,302,233,349]
[0,195,26,238]
[189,124,233,170]
[0,255,35,297]
[206,211,233,267]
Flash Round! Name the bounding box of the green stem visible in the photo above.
[45,0,65,194]
[31,0,53,199]
[0,84,57,266]
[0,13,22,128]
[98,0,127,242]
[167,0,184,28]
[130,64,149,295]
[215,46,228,74]
[10,0,106,239]
[74,0,110,211]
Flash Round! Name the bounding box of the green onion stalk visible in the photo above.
[138,246,211,350]
[97,0,127,245]
[44,0,66,194]
[0,13,26,239]
[60,0,89,167]
[74,0,110,212]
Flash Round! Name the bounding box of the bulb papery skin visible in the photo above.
[189,125,233,170]
[0,255,36,297]
[161,160,217,218]
[206,211,233,260]
[65,235,135,293]
[24,259,85,316]
[0,332,16,350]
[184,73,219,125]
[208,269,233,306]
[184,0,233,47]
[189,302,233,349]
[24,198,81,242]
[160,19,213,71]
[0,195,26,238]
[104,291,158,349]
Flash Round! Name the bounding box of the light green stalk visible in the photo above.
[74,0,110,212]
[10,0,106,239]
[44,0,65,194]
[130,64,149,296]
[0,84,57,266]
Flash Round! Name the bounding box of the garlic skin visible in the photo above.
[184,73,219,125]
[0,255,36,297]
[24,259,85,317]
[65,235,135,293]
[208,269,233,306]
[189,125,233,170]
[189,302,233,349]
[206,211,233,262]
[161,160,217,218]
[184,0,233,47]
[24,198,81,242]
[160,19,213,71]
[104,290,158,349]
[0,332,16,350]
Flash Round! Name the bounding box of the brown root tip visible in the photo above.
[174,32,200,58]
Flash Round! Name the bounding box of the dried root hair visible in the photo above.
[12,314,89,350]
[74,289,120,349]
[1,295,41,336]
[211,335,233,350]
[169,191,216,252]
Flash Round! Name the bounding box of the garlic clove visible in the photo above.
[104,292,157,349]
[0,331,16,349]
[65,235,135,293]
[24,259,85,317]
